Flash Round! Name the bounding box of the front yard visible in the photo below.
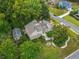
[48,2,79,59]
[49,7,67,16]
[60,29,79,59]
[72,2,79,10]
[50,19,79,59]
[63,2,79,27]
[45,25,79,59]
[64,15,79,27]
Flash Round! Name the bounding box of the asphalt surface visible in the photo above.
[65,50,79,59]
[50,13,79,34]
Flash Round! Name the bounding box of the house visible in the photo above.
[24,20,53,40]
[65,49,79,59]
[13,28,22,41]
[48,0,59,6]
[57,1,72,11]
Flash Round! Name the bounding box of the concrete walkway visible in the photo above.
[58,10,72,18]
[42,33,56,47]
[58,11,71,18]
[61,37,70,49]
[42,33,50,41]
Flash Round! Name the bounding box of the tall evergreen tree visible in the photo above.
[0,39,17,59]
[19,41,42,59]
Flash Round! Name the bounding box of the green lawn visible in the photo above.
[60,29,79,59]
[41,46,61,59]
[72,2,79,10]
[51,18,79,59]
[64,15,79,27]
[49,7,67,16]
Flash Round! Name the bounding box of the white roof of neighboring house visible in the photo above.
[65,49,79,59]
[48,0,58,4]
[13,28,22,41]
[24,20,53,40]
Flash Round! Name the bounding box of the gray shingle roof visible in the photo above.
[24,20,53,40]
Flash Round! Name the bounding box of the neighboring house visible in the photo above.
[57,1,72,11]
[13,28,22,41]
[24,20,53,40]
[48,0,59,6]
[65,49,79,59]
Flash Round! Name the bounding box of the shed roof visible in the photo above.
[13,28,22,41]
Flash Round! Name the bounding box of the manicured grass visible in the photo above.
[49,7,67,16]
[51,19,79,59]
[64,15,79,26]
[60,29,79,59]
[41,46,61,59]
[72,2,79,10]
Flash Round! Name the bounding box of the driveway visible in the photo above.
[50,13,79,34]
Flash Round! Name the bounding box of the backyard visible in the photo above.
[40,46,61,59]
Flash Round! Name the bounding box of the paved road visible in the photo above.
[50,13,79,34]
[65,49,79,59]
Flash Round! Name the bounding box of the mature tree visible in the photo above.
[0,39,17,59]
[19,41,42,59]
[41,1,49,20]
[0,0,16,28]
[12,0,50,26]
[0,0,49,28]
[0,13,11,39]
[0,0,15,20]
[13,0,42,24]
[0,0,14,12]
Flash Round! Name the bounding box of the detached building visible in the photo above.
[24,20,53,40]
[13,28,22,41]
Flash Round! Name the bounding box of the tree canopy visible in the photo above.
[0,39,17,59]
[0,13,11,40]
[19,41,42,59]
